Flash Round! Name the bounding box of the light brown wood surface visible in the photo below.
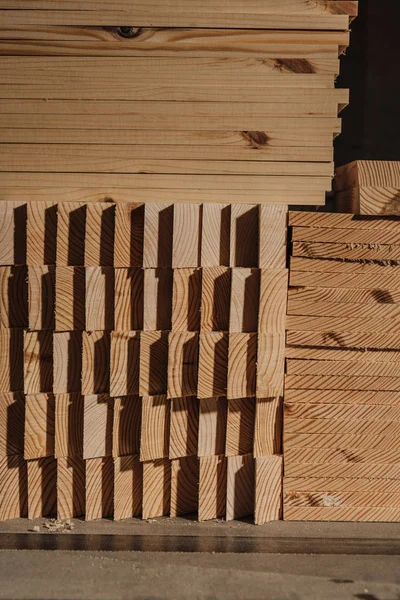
[53,331,82,393]
[172,204,201,268]
[200,267,230,332]
[140,395,170,461]
[110,331,140,397]
[255,455,282,524]
[139,331,168,397]
[55,266,85,331]
[259,205,288,269]
[254,397,282,457]
[167,332,199,399]
[201,204,230,268]
[83,395,113,460]
[142,458,171,519]
[113,396,141,458]
[197,332,228,399]
[172,268,201,332]
[54,393,83,458]
[0,392,24,456]
[169,397,199,459]
[198,455,226,521]
[226,398,255,456]
[257,333,285,398]
[0,455,27,520]
[143,268,172,331]
[28,265,55,331]
[170,455,199,517]
[227,333,257,399]
[24,331,53,394]
[85,456,114,520]
[57,456,85,519]
[27,456,57,519]
[81,331,110,395]
[258,269,288,333]
[229,268,260,333]
[113,455,142,520]
[198,397,227,457]
[226,453,254,521]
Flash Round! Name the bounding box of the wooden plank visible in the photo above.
[290,270,400,291]
[335,160,400,192]
[0,392,24,456]
[285,462,400,480]
[114,268,144,331]
[57,456,85,519]
[81,331,110,395]
[198,455,226,521]
[292,225,400,245]
[337,186,400,216]
[286,359,400,377]
[259,204,287,269]
[254,455,282,524]
[0,266,28,328]
[167,332,199,399]
[291,256,400,274]
[113,455,142,520]
[287,314,400,334]
[198,397,227,457]
[55,266,85,331]
[0,3,357,29]
[114,203,144,268]
[142,458,171,519]
[56,202,86,266]
[83,395,113,460]
[0,455,27,520]
[284,490,400,509]
[288,285,400,306]
[24,331,53,394]
[293,240,400,261]
[140,395,170,461]
[85,456,113,520]
[226,398,255,456]
[201,204,230,268]
[85,266,114,331]
[54,393,83,458]
[229,268,260,333]
[230,205,259,268]
[284,388,400,405]
[257,333,285,398]
[110,331,140,397]
[0,201,19,265]
[0,328,24,393]
[169,397,199,459]
[285,402,400,421]
[200,267,231,332]
[85,203,115,267]
[170,455,199,517]
[227,333,257,399]
[286,446,400,465]
[285,345,400,362]
[285,375,400,392]
[26,201,57,266]
[143,203,173,269]
[289,210,400,230]
[287,330,400,351]
[284,418,400,437]
[27,456,57,519]
[28,265,55,331]
[53,331,82,394]
[172,205,201,268]
[254,397,282,457]
[139,331,168,397]
[284,506,400,522]
[284,477,400,494]
[143,268,172,331]
[287,299,400,320]
[258,269,288,333]
[197,332,228,399]
[226,454,254,521]
[112,396,141,458]
[172,268,201,332]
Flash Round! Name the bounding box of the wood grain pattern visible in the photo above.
[292,225,400,246]
[167,332,199,399]
[114,203,144,268]
[28,265,55,331]
[229,268,260,333]
[24,331,53,394]
[172,268,201,332]
[284,477,400,493]
[258,269,288,333]
[255,455,282,524]
[286,359,400,377]
[198,455,226,521]
[55,266,85,331]
[112,396,141,458]
[226,398,255,456]
[85,456,113,520]
[172,204,201,268]
[198,332,228,399]
[285,345,400,362]
[85,266,114,331]
[198,397,227,457]
[54,393,83,458]
[57,456,85,519]
[335,160,400,191]
[289,209,400,230]
[227,333,257,399]
[27,456,57,519]
[226,453,254,521]
[293,240,400,261]
[284,418,400,437]
[284,432,400,451]
[0,328,23,393]
[81,331,110,395]
[0,392,24,456]
[254,397,282,457]
[284,388,400,405]
[56,202,86,266]
[142,458,171,520]
[110,331,140,397]
[113,455,142,520]
[291,256,400,275]
[285,375,400,392]
[26,201,56,266]
[285,462,400,480]
[201,204,230,267]
[287,314,400,334]
[230,205,259,268]
[83,394,113,460]
[114,267,144,331]
[284,505,400,522]
[285,446,400,466]
[287,299,400,321]
[170,455,199,517]
[337,186,400,217]
[85,203,115,267]
[169,397,199,459]
[140,395,170,461]
[259,205,287,269]
[257,333,285,398]
[0,266,28,328]
[0,455,27,520]
[0,201,18,266]
[288,285,400,306]
[284,490,400,509]
[285,402,400,421]
[143,268,172,331]
[143,203,173,269]
[53,331,82,394]
[200,266,231,332]
[287,330,400,351]
[139,331,168,397]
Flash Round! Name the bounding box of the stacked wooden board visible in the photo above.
[284,210,400,522]
[0,200,285,522]
[335,160,400,214]
[0,0,356,204]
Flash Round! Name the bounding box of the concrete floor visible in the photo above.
[0,518,400,599]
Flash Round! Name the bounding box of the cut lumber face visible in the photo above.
[198,455,227,521]
[226,453,254,521]
[257,333,285,398]
[198,397,227,457]
[197,332,228,399]
[229,268,260,333]
[201,204,230,267]
[0,455,27,520]
[53,331,82,394]
[85,266,114,331]
[0,328,24,393]
[255,455,282,524]
[27,456,57,519]
[254,397,282,457]
[113,396,141,458]
[143,268,173,331]
[139,331,168,397]
[83,395,113,460]
[169,397,199,460]
[200,267,231,332]
[226,398,255,456]
[56,202,86,266]
[84,203,115,267]
[28,265,55,331]
[57,456,85,520]
[143,204,173,268]
[142,458,171,519]
[0,201,23,266]
[258,269,288,333]
[55,266,85,331]
[114,267,144,331]
[172,204,201,268]
[24,331,53,394]
[172,268,201,332]
[85,456,114,520]
[230,205,259,268]
[227,333,257,399]
[81,331,110,395]
[114,455,142,520]
[335,161,400,193]
[259,205,287,269]
[54,393,83,459]
[0,392,24,456]
[140,395,170,462]
[0,266,28,328]
[114,203,144,268]
[170,455,199,517]
[167,332,199,398]
[26,201,57,267]
[110,331,140,397]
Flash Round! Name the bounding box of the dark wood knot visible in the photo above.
[116,26,142,38]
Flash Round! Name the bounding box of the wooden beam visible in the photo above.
[0,328,23,393]
[54,393,83,458]
[292,225,400,245]
[28,265,55,331]
[226,453,254,521]
[0,266,28,328]
[170,455,199,517]
[114,203,144,268]
[0,455,27,520]
[198,455,226,521]
[140,395,170,462]
[284,477,400,493]
[288,285,400,307]
[81,331,110,395]
[143,268,172,331]
[285,402,400,421]
[0,201,22,266]
[226,398,255,456]
[257,333,285,398]
[172,268,201,332]
[229,268,260,333]
[142,458,171,519]
[335,160,400,192]
[85,266,114,331]
[56,202,86,266]
[284,388,400,405]
[85,456,113,520]
[285,445,400,466]
[110,331,140,397]
[83,394,113,460]
[114,267,144,331]
[200,267,230,332]
[286,359,400,377]
[55,266,85,331]
[27,456,57,519]
[284,417,400,437]
[230,205,259,268]
[201,204,230,268]
[198,397,227,457]
[258,269,288,333]
[53,331,82,394]
[285,345,400,362]
[143,204,173,268]
[172,204,201,268]
[284,506,400,522]
[254,397,282,457]
[26,201,56,266]
[0,392,24,456]
[227,333,257,399]
[197,332,228,399]
[254,455,282,524]
[57,456,85,519]
[167,332,199,399]
[113,396,141,458]
[24,331,53,394]
[114,455,142,520]
[139,331,168,397]
[259,205,287,269]
[85,203,115,267]
[169,396,199,459]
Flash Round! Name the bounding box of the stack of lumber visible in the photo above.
[0,200,286,523]
[335,160,400,214]
[284,210,400,522]
[0,0,356,204]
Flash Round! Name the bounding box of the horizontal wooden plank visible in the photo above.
[286,446,400,465]
[289,210,400,230]
[284,505,400,522]
[286,359,400,377]
[284,388,400,404]
[285,402,400,420]
[285,345,400,362]
[284,431,400,450]
[0,129,335,148]
[284,417,400,437]
[337,186,400,217]
[290,256,400,274]
[0,27,350,57]
[287,299,400,320]
[287,330,400,350]
[284,477,400,493]
[0,146,334,175]
[335,160,400,192]
[292,225,400,245]
[289,270,400,290]
[285,462,400,480]
[286,314,400,334]
[288,286,400,305]
[284,491,400,508]
[292,241,400,261]
[285,374,400,392]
